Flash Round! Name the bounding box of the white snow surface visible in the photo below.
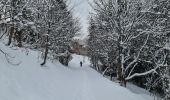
[0,42,154,100]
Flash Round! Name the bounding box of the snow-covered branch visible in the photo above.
[125,34,149,72]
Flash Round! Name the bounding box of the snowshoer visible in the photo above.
[80,61,83,67]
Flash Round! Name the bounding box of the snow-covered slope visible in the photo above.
[0,42,154,100]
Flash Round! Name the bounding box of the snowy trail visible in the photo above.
[68,55,152,100]
[0,42,153,100]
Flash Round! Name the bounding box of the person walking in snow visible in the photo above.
[80,61,83,67]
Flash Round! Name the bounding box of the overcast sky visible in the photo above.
[67,0,93,39]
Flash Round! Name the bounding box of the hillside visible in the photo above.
[0,42,155,100]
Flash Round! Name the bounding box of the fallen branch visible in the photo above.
[0,48,21,66]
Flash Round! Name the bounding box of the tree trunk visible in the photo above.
[117,63,122,81]
[16,30,22,47]
[8,27,14,46]
[116,0,125,86]
[8,0,15,46]
[18,30,22,47]
[122,76,127,87]
[41,36,49,66]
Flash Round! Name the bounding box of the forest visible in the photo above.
[0,0,170,100]
[88,0,170,99]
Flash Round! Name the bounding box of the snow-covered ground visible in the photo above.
[0,42,154,100]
